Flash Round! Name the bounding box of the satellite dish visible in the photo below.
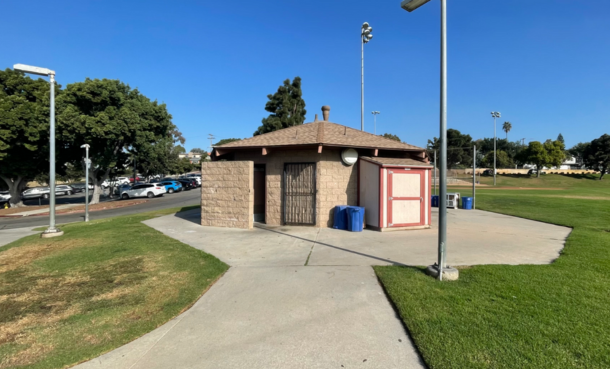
[341,149,359,166]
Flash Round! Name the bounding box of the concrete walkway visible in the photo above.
[75,208,570,369]
[0,227,38,247]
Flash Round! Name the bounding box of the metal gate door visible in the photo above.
[283,163,316,225]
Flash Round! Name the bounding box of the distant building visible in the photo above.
[179,152,203,164]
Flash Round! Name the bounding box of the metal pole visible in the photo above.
[434,150,438,195]
[361,36,364,131]
[438,0,448,278]
[48,74,57,232]
[473,145,476,209]
[494,117,496,186]
[85,147,89,222]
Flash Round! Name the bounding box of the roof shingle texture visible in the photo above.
[216,121,424,151]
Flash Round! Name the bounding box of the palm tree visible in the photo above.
[502,121,512,140]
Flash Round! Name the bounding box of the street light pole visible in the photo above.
[81,144,90,222]
[14,64,63,238]
[491,111,501,186]
[371,111,380,134]
[361,22,373,131]
[402,0,458,281]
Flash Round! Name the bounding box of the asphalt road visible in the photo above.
[0,189,201,230]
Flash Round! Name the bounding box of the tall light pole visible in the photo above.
[371,111,380,134]
[361,22,373,131]
[491,111,501,186]
[14,64,63,238]
[401,0,457,281]
[81,144,91,222]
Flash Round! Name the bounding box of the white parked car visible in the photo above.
[101,177,130,188]
[0,191,10,205]
[120,183,166,199]
[186,174,202,186]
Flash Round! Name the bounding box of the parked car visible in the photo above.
[482,169,496,176]
[128,176,144,183]
[21,187,51,200]
[527,169,547,175]
[55,185,76,196]
[0,191,10,206]
[183,174,201,186]
[152,180,182,194]
[120,183,166,199]
[71,183,94,192]
[101,177,130,188]
[177,179,195,190]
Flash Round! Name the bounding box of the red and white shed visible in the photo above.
[359,157,432,231]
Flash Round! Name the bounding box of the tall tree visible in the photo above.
[58,78,174,204]
[502,121,512,140]
[519,140,565,177]
[254,77,306,136]
[481,150,515,169]
[557,133,565,144]
[0,69,56,207]
[190,147,205,154]
[428,129,473,168]
[381,133,401,142]
[583,134,610,180]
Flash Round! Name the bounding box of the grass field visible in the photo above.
[375,174,610,368]
[0,206,228,369]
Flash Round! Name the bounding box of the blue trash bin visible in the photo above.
[346,206,365,232]
[431,195,439,208]
[462,197,473,210]
[333,205,349,230]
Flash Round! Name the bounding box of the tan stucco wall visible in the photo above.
[233,148,357,227]
[201,161,253,229]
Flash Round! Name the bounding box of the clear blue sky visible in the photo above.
[3,0,609,151]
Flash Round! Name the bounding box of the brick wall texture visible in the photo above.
[201,161,253,229]
[233,148,358,227]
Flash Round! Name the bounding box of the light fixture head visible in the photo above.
[80,144,90,149]
[362,22,369,29]
[13,63,55,76]
[367,34,373,40]
[367,27,373,33]
[401,0,432,12]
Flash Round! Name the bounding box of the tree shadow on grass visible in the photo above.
[558,173,600,180]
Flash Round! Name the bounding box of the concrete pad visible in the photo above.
[76,266,424,369]
[143,212,317,266]
[306,208,571,266]
[0,227,38,247]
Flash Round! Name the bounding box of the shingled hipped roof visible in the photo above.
[215,121,424,151]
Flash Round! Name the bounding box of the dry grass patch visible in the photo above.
[0,207,228,369]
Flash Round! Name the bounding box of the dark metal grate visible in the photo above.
[283,163,316,225]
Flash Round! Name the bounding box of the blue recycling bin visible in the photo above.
[332,205,349,230]
[431,195,439,208]
[346,206,365,232]
[462,197,473,210]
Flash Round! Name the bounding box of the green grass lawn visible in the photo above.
[0,206,228,369]
[375,175,610,368]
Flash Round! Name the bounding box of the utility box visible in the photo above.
[358,157,432,231]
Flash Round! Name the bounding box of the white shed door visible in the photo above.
[388,170,424,227]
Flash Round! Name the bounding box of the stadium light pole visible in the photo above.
[401,0,457,281]
[371,111,380,134]
[14,64,63,238]
[361,22,373,131]
[491,111,501,186]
